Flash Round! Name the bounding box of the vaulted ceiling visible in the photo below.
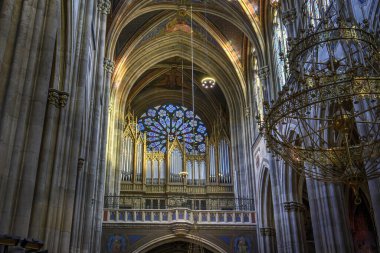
[107,0,266,133]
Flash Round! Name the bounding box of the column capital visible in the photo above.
[59,92,69,107]
[48,88,69,108]
[258,66,270,81]
[48,89,60,108]
[282,8,297,25]
[283,201,304,212]
[260,227,276,236]
[104,58,115,74]
[97,0,112,15]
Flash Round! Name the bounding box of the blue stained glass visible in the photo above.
[159,118,167,128]
[138,104,207,153]
[166,104,176,112]
[165,116,170,128]
[189,120,197,127]
[178,122,189,131]
[186,111,194,118]
[158,109,166,117]
[184,133,193,138]
[195,135,203,142]
[182,127,192,133]
[176,110,184,118]
[153,122,163,130]
[148,109,156,117]
[150,126,161,132]
[144,118,153,125]
[197,125,206,133]
[175,119,183,128]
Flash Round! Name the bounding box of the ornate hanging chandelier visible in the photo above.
[259,0,380,186]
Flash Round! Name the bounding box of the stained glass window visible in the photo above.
[272,8,288,88]
[138,104,207,153]
[305,0,332,26]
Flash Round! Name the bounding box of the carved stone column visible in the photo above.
[306,178,354,253]
[0,0,61,238]
[93,57,114,253]
[260,227,277,253]
[282,8,297,37]
[367,178,380,248]
[280,201,307,253]
[29,88,69,239]
[258,65,271,103]
[80,2,111,252]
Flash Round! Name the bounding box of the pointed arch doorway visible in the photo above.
[132,235,228,253]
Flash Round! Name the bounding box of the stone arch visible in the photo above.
[257,164,277,252]
[106,0,266,65]
[299,177,316,252]
[347,187,379,252]
[132,234,228,253]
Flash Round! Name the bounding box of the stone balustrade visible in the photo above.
[103,208,256,225]
[120,183,234,194]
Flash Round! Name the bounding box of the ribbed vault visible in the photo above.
[106,0,266,204]
[106,1,266,131]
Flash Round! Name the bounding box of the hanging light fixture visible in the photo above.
[201,0,216,89]
[201,77,216,88]
[259,0,380,198]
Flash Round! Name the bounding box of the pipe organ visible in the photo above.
[117,108,235,209]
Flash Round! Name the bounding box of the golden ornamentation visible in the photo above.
[260,11,380,185]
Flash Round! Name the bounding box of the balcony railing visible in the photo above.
[103,208,256,225]
[104,196,255,211]
[120,183,234,194]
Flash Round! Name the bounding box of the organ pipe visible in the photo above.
[136,142,143,182]
[119,131,232,187]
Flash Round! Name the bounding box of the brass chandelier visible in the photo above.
[259,0,380,187]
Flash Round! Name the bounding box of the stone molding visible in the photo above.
[78,158,85,171]
[260,227,276,236]
[97,0,112,15]
[258,66,270,81]
[245,107,251,118]
[104,58,115,74]
[171,222,191,236]
[283,201,304,212]
[282,9,297,25]
[48,88,69,108]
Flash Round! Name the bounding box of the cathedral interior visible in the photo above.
[0,0,380,252]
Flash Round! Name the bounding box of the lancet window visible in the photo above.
[272,4,288,88]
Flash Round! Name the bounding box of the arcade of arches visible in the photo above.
[0,0,379,252]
